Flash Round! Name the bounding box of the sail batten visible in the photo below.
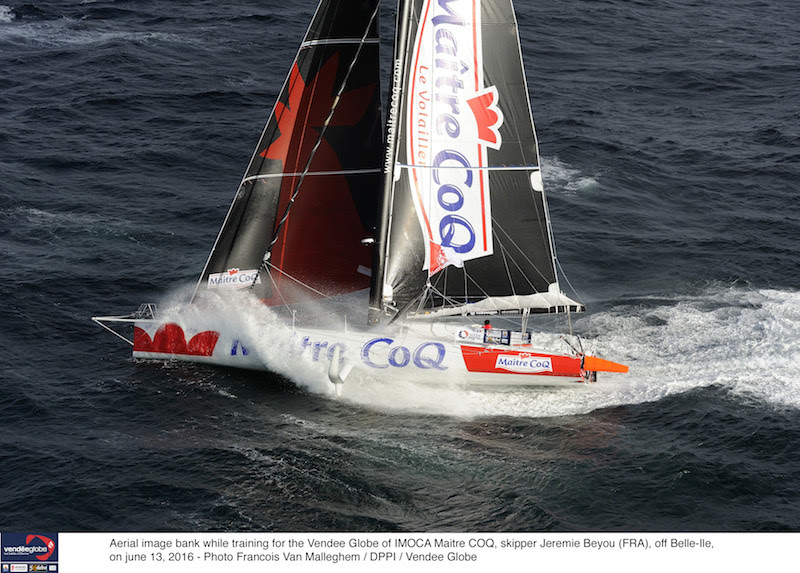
[396,164,540,171]
[301,39,381,47]
[241,168,382,183]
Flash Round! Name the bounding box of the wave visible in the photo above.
[572,285,800,411]
[3,206,137,240]
[374,284,800,419]
[0,5,13,23]
[542,156,600,196]
[0,14,192,48]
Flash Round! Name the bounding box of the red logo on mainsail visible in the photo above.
[466,86,503,149]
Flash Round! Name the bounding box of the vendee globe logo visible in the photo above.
[1,532,58,562]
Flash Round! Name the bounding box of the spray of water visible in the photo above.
[152,284,800,418]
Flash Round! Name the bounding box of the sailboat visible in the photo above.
[94,0,628,391]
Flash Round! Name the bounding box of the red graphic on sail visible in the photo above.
[429,241,464,276]
[134,324,220,356]
[467,86,504,149]
[258,53,378,305]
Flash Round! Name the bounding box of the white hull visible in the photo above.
[129,318,596,389]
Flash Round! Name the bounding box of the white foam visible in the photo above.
[155,288,337,396]
[12,206,119,228]
[336,286,800,416]
[573,286,800,412]
[0,6,14,23]
[151,284,800,417]
[6,206,138,242]
[541,156,599,195]
[0,16,191,47]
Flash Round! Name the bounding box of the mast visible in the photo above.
[369,0,415,325]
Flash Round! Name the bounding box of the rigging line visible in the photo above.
[428,267,492,311]
[555,257,586,306]
[262,263,347,324]
[414,284,430,318]
[387,289,425,326]
[429,268,471,308]
[264,262,294,314]
[493,232,518,297]
[241,168,381,183]
[265,1,381,255]
[463,260,468,304]
[493,226,539,293]
[463,271,492,302]
[394,284,431,349]
[264,260,330,299]
[425,280,462,308]
[492,218,553,285]
[425,257,494,310]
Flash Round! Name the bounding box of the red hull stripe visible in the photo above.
[460,345,582,377]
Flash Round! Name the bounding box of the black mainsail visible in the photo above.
[195,0,383,306]
[194,0,580,321]
[370,0,582,322]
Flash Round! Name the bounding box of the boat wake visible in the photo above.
[150,284,800,418]
[565,284,800,414]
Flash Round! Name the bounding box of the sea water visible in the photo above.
[1,0,798,531]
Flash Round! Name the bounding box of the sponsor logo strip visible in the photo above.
[494,354,553,374]
[207,268,261,290]
[460,346,582,377]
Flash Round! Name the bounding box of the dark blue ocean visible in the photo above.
[2,0,799,532]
